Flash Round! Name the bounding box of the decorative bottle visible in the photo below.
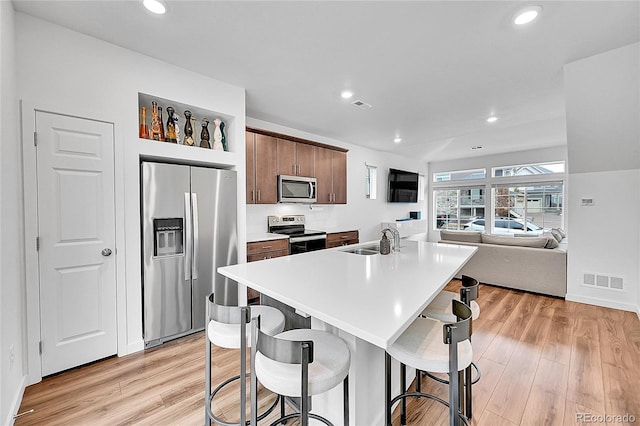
[173,112,181,144]
[212,119,223,151]
[139,106,150,139]
[183,110,195,146]
[150,101,162,141]
[164,106,177,143]
[220,121,227,151]
[200,118,210,149]
[157,107,165,141]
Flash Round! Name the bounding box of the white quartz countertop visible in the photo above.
[218,240,477,349]
[246,233,289,243]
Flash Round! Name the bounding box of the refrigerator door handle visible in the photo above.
[184,192,192,281]
[192,193,199,280]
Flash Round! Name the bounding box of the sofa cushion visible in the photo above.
[481,233,549,248]
[439,230,483,243]
[552,227,566,239]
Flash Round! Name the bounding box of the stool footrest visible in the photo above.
[389,391,470,426]
[206,373,280,425]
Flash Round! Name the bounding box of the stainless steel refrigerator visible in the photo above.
[141,161,238,348]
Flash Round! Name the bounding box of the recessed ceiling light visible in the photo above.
[143,0,166,14]
[393,137,402,143]
[341,90,353,99]
[514,6,542,25]
[486,116,499,123]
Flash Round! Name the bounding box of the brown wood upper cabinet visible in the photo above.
[315,147,347,204]
[277,139,315,177]
[246,131,277,204]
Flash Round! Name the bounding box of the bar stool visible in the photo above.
[386,300,473,426]
[250,318,351,426]
[205,293,285,426]
[420,275,480,418]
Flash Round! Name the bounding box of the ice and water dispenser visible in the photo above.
[153,218,184,257]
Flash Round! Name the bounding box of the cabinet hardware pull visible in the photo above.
[341,236,349,239]
[251,190,255,202]
[257,190,261,201]
[293,165,296,174]
[262,245,273,249]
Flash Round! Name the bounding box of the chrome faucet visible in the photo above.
[381,227,401,252]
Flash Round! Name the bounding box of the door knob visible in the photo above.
[102,248,112,256]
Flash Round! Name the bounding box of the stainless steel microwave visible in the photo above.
[278,175,317,203]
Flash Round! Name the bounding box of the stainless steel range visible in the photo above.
[268,215,326,254]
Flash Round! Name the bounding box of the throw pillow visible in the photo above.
[553,227,566,239]
[440,230,483,243]
[545,235,560,249]
[550,229,563,242]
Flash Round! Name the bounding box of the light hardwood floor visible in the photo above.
[16,281,640,425]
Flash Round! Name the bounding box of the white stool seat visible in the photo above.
[207,305,285,349]
[255,329,351,397]
[421,290,480,323]
[387,317,472,373]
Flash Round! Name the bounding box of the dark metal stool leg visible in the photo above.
[400,363,407,425]
[343,375,350,426]
[465,364,472,419]
[416,369,422,393]
[385,352,392,426]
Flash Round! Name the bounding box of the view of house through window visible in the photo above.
[434,187,485,230]
[433,161,565,234]
[493,183,564,232]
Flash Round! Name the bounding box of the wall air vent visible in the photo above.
[351,100,372,109]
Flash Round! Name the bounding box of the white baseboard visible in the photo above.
[5,374,27,426]
[566,293,639,313]
[120,339,145,357]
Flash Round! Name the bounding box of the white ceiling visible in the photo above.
[12,1,640,162]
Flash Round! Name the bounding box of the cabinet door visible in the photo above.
[245,132,256,204]
[296,143,315,177]
[315,146,333,204]
[276,139,297,176]
[332,150,347,204]
[254,134,278,204]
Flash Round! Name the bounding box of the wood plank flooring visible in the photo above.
[16,282,640,425]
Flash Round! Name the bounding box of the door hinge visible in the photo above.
[36,237,40,251]
[34,131,38,147]
[39,341,43,355]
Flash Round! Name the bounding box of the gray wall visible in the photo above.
[1,1,27,424]
[564,42,639,313]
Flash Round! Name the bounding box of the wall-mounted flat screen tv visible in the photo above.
[387,168,419,203]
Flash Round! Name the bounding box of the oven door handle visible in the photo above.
[289,235,327,243]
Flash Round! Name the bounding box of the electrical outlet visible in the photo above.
[9,344,15,367]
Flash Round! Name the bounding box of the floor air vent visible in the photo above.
[583,273,624,290]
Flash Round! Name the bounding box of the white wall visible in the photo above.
[1,2,28,424]
[427,146,568,241]
[15,13,246,382]
[564,43,640,313]
[245,118,427,242]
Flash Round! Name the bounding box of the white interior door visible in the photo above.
[35,111,117,376]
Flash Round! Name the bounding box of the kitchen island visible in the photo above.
[218,240,477,425]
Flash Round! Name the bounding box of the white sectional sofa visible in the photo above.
[439,230,567,298]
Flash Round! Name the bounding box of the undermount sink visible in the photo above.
[341,245,380,255]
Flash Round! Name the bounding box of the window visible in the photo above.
[365,164,377,199]
[433,168,486,182]
[492,183,564,233]
[434,187,485,230]
[493,161,565,178]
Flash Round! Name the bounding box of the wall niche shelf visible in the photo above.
[137,92,238,168]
